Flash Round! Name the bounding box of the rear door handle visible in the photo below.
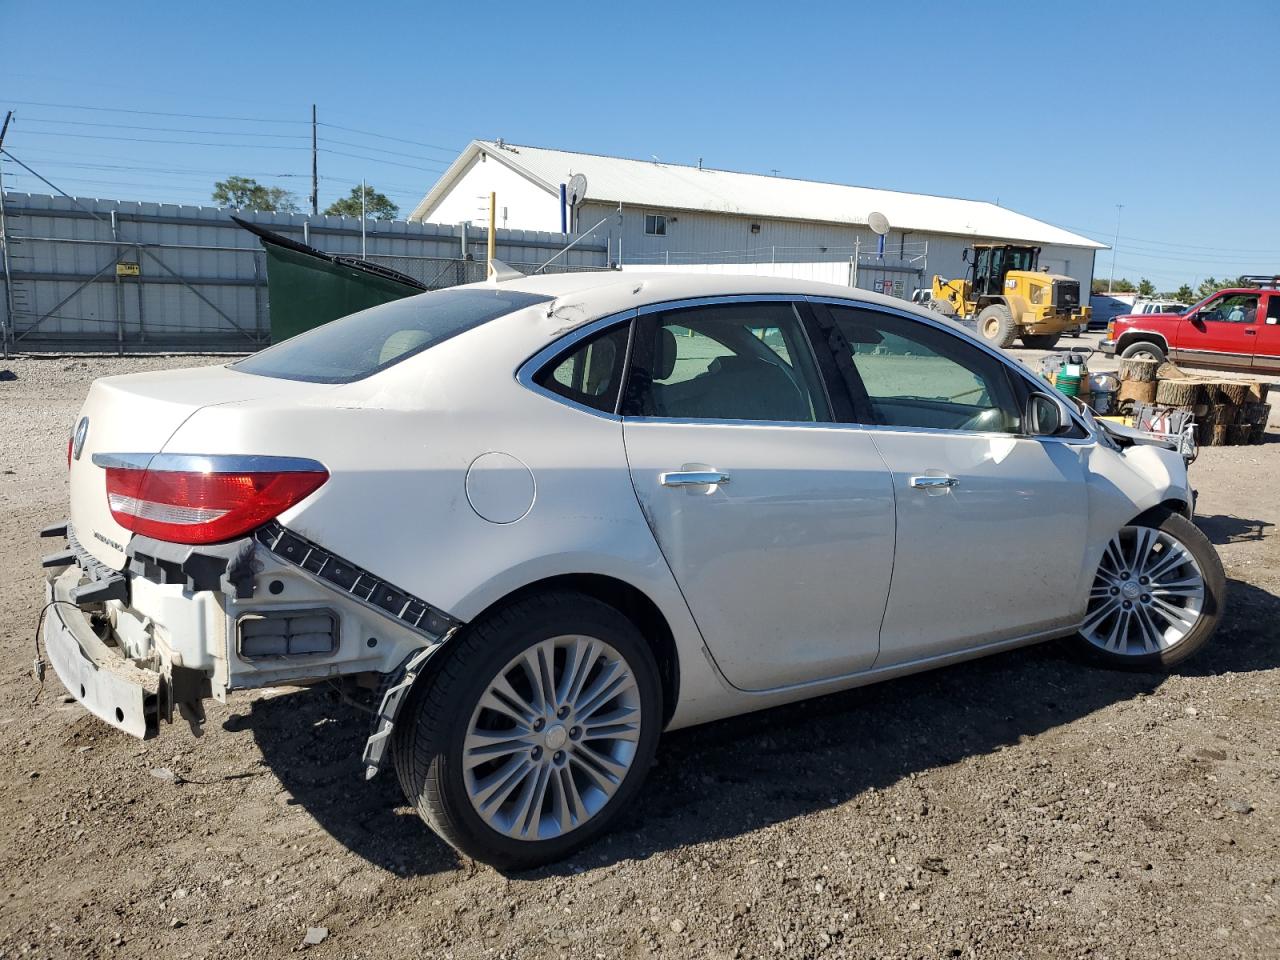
[910,475,958,489]
[660,470,731,487]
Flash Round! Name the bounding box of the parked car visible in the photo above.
[1102,285,1280,370]
[1130,299,1189,316]
[1089,293,1139,330]
[43,272,1224,868]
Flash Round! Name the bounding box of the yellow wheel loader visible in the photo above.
[929,244,1091,349]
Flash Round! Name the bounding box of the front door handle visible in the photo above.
[910,475,958,489]
[660,470,731,487]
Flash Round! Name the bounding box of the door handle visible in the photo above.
[910,475,958,489]
[660,470,731,487]
[1244,328,1257,335]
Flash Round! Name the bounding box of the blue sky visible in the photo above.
[3,0,1276,291]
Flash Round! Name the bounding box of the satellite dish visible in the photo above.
[567,173,588,206]
[868,211,891,236]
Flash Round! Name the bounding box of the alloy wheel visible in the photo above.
[1081,525,1206,656]
[462,635,643,841]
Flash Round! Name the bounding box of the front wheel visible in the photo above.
[977,304,1017,348]
[1074,511,1225,670]
[393,591,662,869]
[1120,340,1166,364]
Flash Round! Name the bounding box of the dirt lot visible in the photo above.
[1,347,1278,960]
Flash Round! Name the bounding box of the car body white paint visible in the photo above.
[57,272,1194,741]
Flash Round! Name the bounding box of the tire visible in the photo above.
[1020,333,1062,349]
[977,304,1017,348]
[1120,340,1166,363]
[392,591,662,869]
[1073,510,1225,670]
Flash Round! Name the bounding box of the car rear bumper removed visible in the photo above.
[42,566,160,739]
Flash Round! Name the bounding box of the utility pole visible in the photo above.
[1108,203,1123,293]
[310,104,318,217]
[0,110,14,359]
[360,179,367,259]
[486,191,496,277]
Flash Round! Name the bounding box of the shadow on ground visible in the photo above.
[1196,512,1274,545]
[248,577,1278,878]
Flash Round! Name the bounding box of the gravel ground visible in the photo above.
[1,348,1278,960]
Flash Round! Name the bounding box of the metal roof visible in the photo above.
[412,141,1106,250]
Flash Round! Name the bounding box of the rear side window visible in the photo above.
[620,301,832,423]
[234,288,551,383]
[533,323,631,413]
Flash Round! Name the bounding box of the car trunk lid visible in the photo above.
[68,364,327,570]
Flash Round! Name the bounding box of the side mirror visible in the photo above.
[962,248,971,263]
[1026,392,1072,436]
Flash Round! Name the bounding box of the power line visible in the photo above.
[12,130,310,150]
[317,121,458,155]
[320,137,453,166]
[20,117,310,140]
[3,99,309,124]
[319,147,448,172]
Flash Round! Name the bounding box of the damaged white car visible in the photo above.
[41,272,1224,868]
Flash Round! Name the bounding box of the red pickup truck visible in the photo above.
[1101,285,1280,371]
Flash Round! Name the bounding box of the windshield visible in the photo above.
[234,288,551,383]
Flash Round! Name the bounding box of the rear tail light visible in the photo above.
[93,453,328,545]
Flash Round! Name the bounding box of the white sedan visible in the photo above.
[42,271,1224,868]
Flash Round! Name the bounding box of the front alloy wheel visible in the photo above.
[1077,511,1224,669]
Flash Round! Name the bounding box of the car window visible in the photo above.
[824,305,1021,433]
[234,288,551,384]
[533,323,630,413]
[620,301,831,422]
[1269,296,1280,323]
[1198,293,1259,324]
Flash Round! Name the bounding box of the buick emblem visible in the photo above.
[72,416,89,461]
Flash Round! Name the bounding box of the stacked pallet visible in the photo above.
[1113,358,1270,445]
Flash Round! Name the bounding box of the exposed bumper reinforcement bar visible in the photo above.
[42,567,160,739]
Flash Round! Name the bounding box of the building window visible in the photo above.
[644,214,666,237]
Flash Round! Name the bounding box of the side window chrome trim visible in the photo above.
[636,294,806,316]
[515,309,637,421]
[803,294,1096,444]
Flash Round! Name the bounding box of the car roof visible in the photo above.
[474,269,945,324]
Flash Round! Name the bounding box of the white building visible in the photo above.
[410,140,1106,298]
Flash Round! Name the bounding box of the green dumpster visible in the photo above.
[233,216,425,343]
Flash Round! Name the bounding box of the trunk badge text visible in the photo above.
[72,417,90,461]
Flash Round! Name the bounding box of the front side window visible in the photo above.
[234,288,550,383]
[644,214,666,236]
[1198,293,1259,324]
[533,323,630,413]
[824,305,1020,433]
[621,301,831,423]
[1268,296,1280,322]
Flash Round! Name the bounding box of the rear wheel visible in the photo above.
[1074,511,1224,670]
[1020,333,1062,349]
[393,591,661,869]
[1120,340,1166,363]
[977,304,1017,348]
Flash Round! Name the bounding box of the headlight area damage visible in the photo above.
[37,518,460,776]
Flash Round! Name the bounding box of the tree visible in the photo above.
[212,176,300,213]
[1138,278,1156,297]
[324,184,399,221]
[1092,277,1136,294]
[1175,284,1195,303]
